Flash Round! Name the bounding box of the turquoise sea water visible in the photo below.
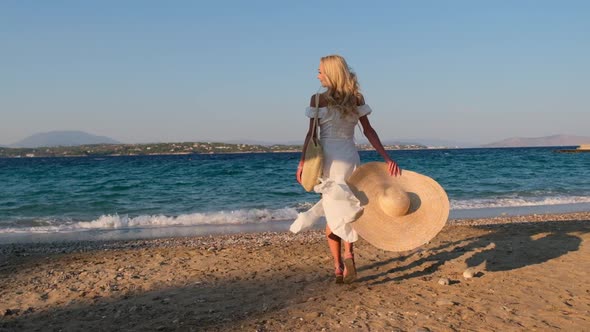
[0,147,589,242]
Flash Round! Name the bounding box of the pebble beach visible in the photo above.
[1,212,589,331]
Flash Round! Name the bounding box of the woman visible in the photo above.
[293,55,401,284]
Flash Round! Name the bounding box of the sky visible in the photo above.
[1,1,588,146]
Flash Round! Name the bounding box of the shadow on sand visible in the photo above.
[357,219,589,285]
[1,264,327,331]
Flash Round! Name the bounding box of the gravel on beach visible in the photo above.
[1,211,589,331]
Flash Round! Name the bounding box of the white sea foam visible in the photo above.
[451,195,590,210]
[2,196,590,234]
[0,207,300,234]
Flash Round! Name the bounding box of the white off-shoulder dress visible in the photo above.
[290,104,373,242]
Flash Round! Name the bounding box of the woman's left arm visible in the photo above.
[359,115,401,176]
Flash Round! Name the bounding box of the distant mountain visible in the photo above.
[483,135,590,148]
[11,131,121,148]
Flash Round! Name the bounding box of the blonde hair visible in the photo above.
[320,55,361,118]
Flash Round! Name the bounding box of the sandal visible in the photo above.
[343,253,356,284]
[335,264,344,284]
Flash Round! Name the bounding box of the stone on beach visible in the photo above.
[463,268,476,279]
[438,277,450,285]
[435,299,456,306]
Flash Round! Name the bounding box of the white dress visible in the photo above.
[290,104,373,242]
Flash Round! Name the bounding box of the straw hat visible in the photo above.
[347,162,449,252]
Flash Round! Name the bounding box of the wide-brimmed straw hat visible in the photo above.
[347,162,449,252]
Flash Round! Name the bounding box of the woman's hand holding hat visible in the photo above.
[386,159,402,177]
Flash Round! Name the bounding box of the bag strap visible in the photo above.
[311,93,320,140]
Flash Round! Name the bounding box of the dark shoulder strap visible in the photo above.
[311,93,320,139]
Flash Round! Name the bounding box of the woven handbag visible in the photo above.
[300,93,324,192]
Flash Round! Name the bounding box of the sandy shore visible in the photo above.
[1,212,589,331]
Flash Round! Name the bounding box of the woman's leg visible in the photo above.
[343,240,353,257]
[342,240,356,283]
[325,225,343,270]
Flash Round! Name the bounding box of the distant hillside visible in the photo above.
[390,138,472,148]
[225,139,281,146]
[354,138,471,148]
[483,135,590,148]
[0,141,429,158]
[11,131,121,148]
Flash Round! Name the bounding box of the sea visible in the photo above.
[1,147,589,243]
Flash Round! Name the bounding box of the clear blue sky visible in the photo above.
[1,1,588,146]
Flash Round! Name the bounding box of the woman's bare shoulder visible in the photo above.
[356,93,366,106]
[309,93,328,107]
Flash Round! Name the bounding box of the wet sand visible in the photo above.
[1,212,589,331]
